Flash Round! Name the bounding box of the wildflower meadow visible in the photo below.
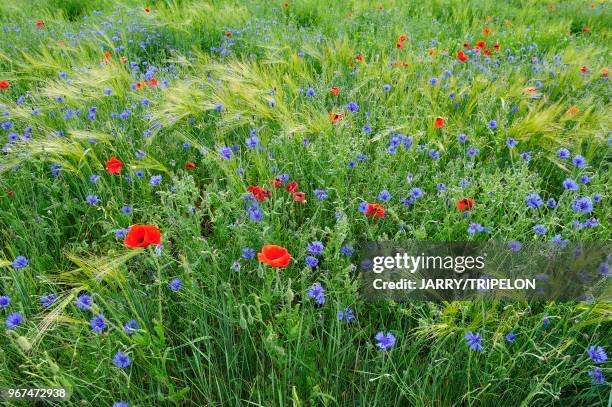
[0,0,610,405]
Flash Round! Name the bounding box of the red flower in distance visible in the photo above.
[285,182,298,193]
[330,87,339,95]
[434,117,445,129]
[293,191,306,203]
[456,198,474,211]
[0,80,9,89]
[35,21,45,27]
[185,162,196,170]
[248,185,272,202]
[105,156,124,174]
[257,245,291,268]
[457,51,468,62]
[124,225,161,248]
[271,178,282,188]
[329,112,345,124]
[365,203,385,217]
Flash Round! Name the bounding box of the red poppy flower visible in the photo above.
[581,66,588,74]
[271,178,282,188]
[146,78,158,87]
[124,224,161,248]
[582,27,589,33]
[483,27,491,35]
[601,68,609,77]
[257,245,291,268]
[398,35,407,42]
[285,182,298,193]
[105,156,123,174]
[476,40,486,49]
[484,49,492,56]
[225,31,232,38]
[457,51,468,62]
[283,2,289,7]
[6,190,14,199]
[396,42,404,49]
[293,191,306,203]
[455,198,474,211]
[248,185,271,202]
[104,51,111,58]
[493,43,500,50]
[463,42,470,48]
[365,203,385,217]
[329,112,344,124]
[0,80,9,89]
[330,87,339,95]
[185,162,196,170]
[434,117,445,129]
[35,21,45,27]
[144,7,150,12]
[356,53,364,62]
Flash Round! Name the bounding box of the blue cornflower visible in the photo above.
[358,202,369,213]
[410,187,423,199]
[168,278,182,292]
[213,104,222,111]
[306,87,315,97]
[526,193,544,209]
[306,241,324,255]
[341,245,353,257]
[113,402,129,407]
[12,256,28,269]
[505,332,516,343]
[460,178,470,188]
[113,351,131,369]
[307,283,325,305]
[337,307,355,322]
[149,175,162,186]
[572,155,586,168]
[468,223,484,236]
[305,256,319,268]
[587,346,607,364]
[247,202,263,222]
[437,183,446,191]
[580,175,590,184]
[115,229,128,238]
[103,88,113,95]
[6,312,23,329]
[89,174,100,183]
[520,152,531,161]
[547,198,557,209]
[572,197,593,214]
[135,150,146,159]
[465,331,484,351]
[245,136,259,148]
[50,163,61,176]
[241,247,256,259]
[219,146,233,160]
[41,294,56,307]
[347,101,359,112]
[86,194,100,205]
[556,148,570,159]
[508,241,522,252]
[542,316,551,328]
[383,84,391,91]
[122,205,133,214]
[0,295,10,308]
[429,149,440,159]
[378,189,391,202]
[429,77,438,85]
[123,319,140,335]
[362,124,372,133]
[533,224,547,235]
[563,178,578,190]
[593,194,602,203]
[90,314,107,333]
[76,294,92,311]
[588,367,605,384]
[314,189,328,201]
[467,147,480,157]
[374,331,396,350]
[488,120,498,129]
[506,137,518,148]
